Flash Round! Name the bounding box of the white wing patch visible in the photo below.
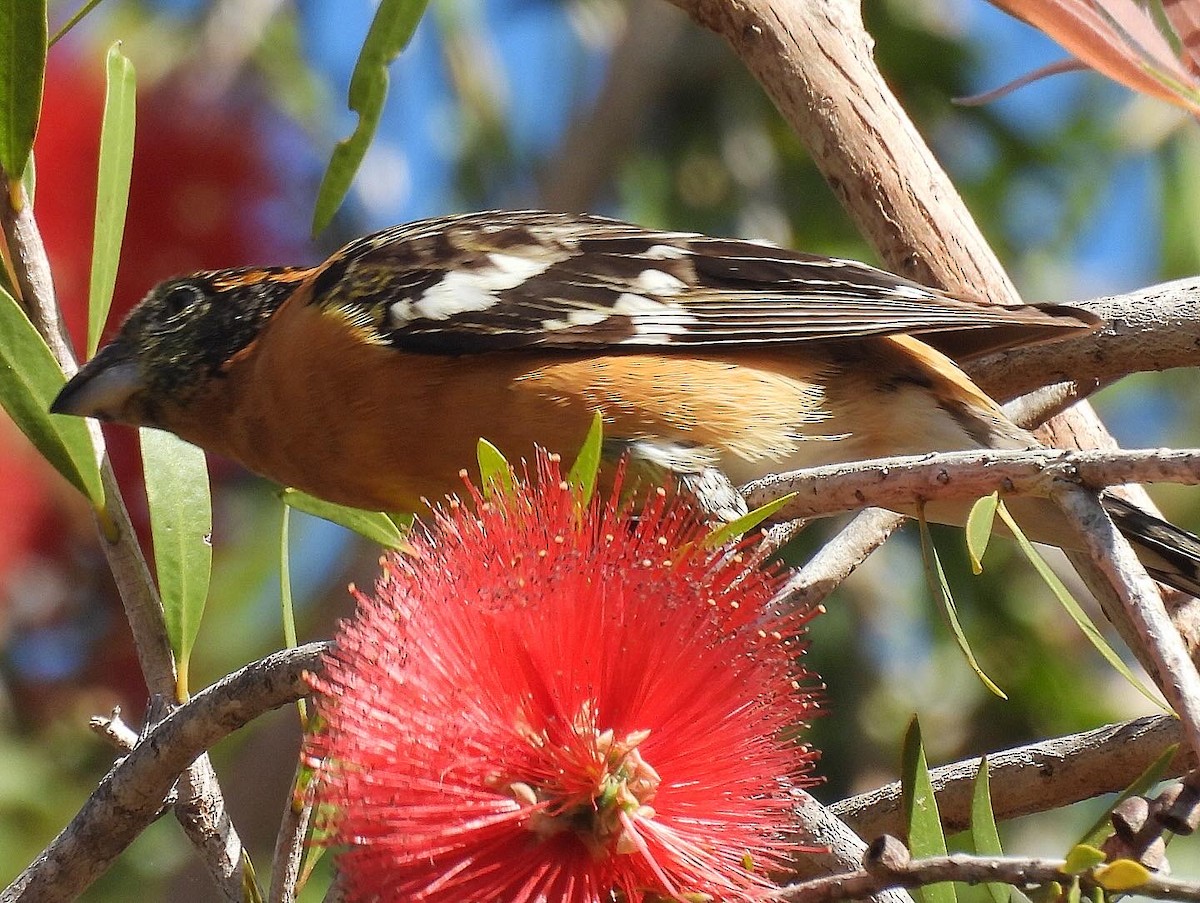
[633,268,687,294]
[390,252,553,324]
[643,243,689,260]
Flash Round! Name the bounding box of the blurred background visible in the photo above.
[4,0,1199,898]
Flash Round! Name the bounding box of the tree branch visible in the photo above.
[268,756,315,903]
[1052,486,1200,757]
[968,278,1200,402]
[0,182,245,899]
[782,792,913,903]
[829,715,1190,838]
[771,508,904,610]
[663,0,1181,695]
[773,838,1200,903]
[744,447,1200,522]
[0,643,327,903]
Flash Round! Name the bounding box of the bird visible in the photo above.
[51,209,1200,594]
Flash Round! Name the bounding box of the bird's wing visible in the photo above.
[303,210,1100,355]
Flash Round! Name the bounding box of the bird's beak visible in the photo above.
[51,341,141,422]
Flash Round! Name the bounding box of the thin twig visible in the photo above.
[771,509,904,610]
[268,757,316,903]
[88,706,139,752]
[772,841,1200,903]
[0,643,326,903]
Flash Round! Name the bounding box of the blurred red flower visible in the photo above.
[306,458,822,902]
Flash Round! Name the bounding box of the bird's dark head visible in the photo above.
[52,266,308,428]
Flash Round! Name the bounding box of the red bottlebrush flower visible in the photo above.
[304,458,822,903]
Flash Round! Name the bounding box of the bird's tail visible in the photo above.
[1103,494,1200,598]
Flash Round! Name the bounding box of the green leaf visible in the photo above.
[279,506,298,650]
[1065,878,1081,903]
[970,758,1010,903]
[311,0,430,234]
[19,151,32,203]
[901,716,957,903]
[705,492,797,549]
[996,501,1166,711]
[0,285,102,505]
[1078,742,1178,849]
[917,512,1006,698]
[1063,845,1105,874]
[279,505,308,725]
[477,437,514,498]
[87,42,135,359]
[566,411,603,506]
[0,0,46,184]
[140,428,212,701]
[1093,859,1150,892]
[241,850,263,903]
[279,488,411,550]
[966,492,998,574]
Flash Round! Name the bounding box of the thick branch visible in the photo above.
[830,715,1190,838]
[0,643,327,903]
[664,0,1017,294]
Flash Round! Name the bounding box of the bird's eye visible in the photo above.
[159,283,204,321]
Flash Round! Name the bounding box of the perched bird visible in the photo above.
[52,210,1200,593]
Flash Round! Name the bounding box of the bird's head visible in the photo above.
[52,267,307,428]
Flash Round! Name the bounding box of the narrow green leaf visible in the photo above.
[705,492,797,549]
[280,506,298,650]
[311,0,430,234]
[0,0,46,183]
[279,505,308,725]
[996,501,1166,711]
[966,492,998,574]
[0,285,102,505]
[140,427,212,701]
[566,411,603,506]
[1065,878,1081,903]
[901,716,958,903]
[970,758,1010,903]
[280,488,411,550]
[48,0,106,48]
[918,512,1006,698]
[477,437,514,498]
[241,851,264,903]
[88,42,135,358]
[1078,742,1178,849]
[1063,845,1105,874]
[19,151,32,203]
[296,724,336,890]
[1094,860,1151,891]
